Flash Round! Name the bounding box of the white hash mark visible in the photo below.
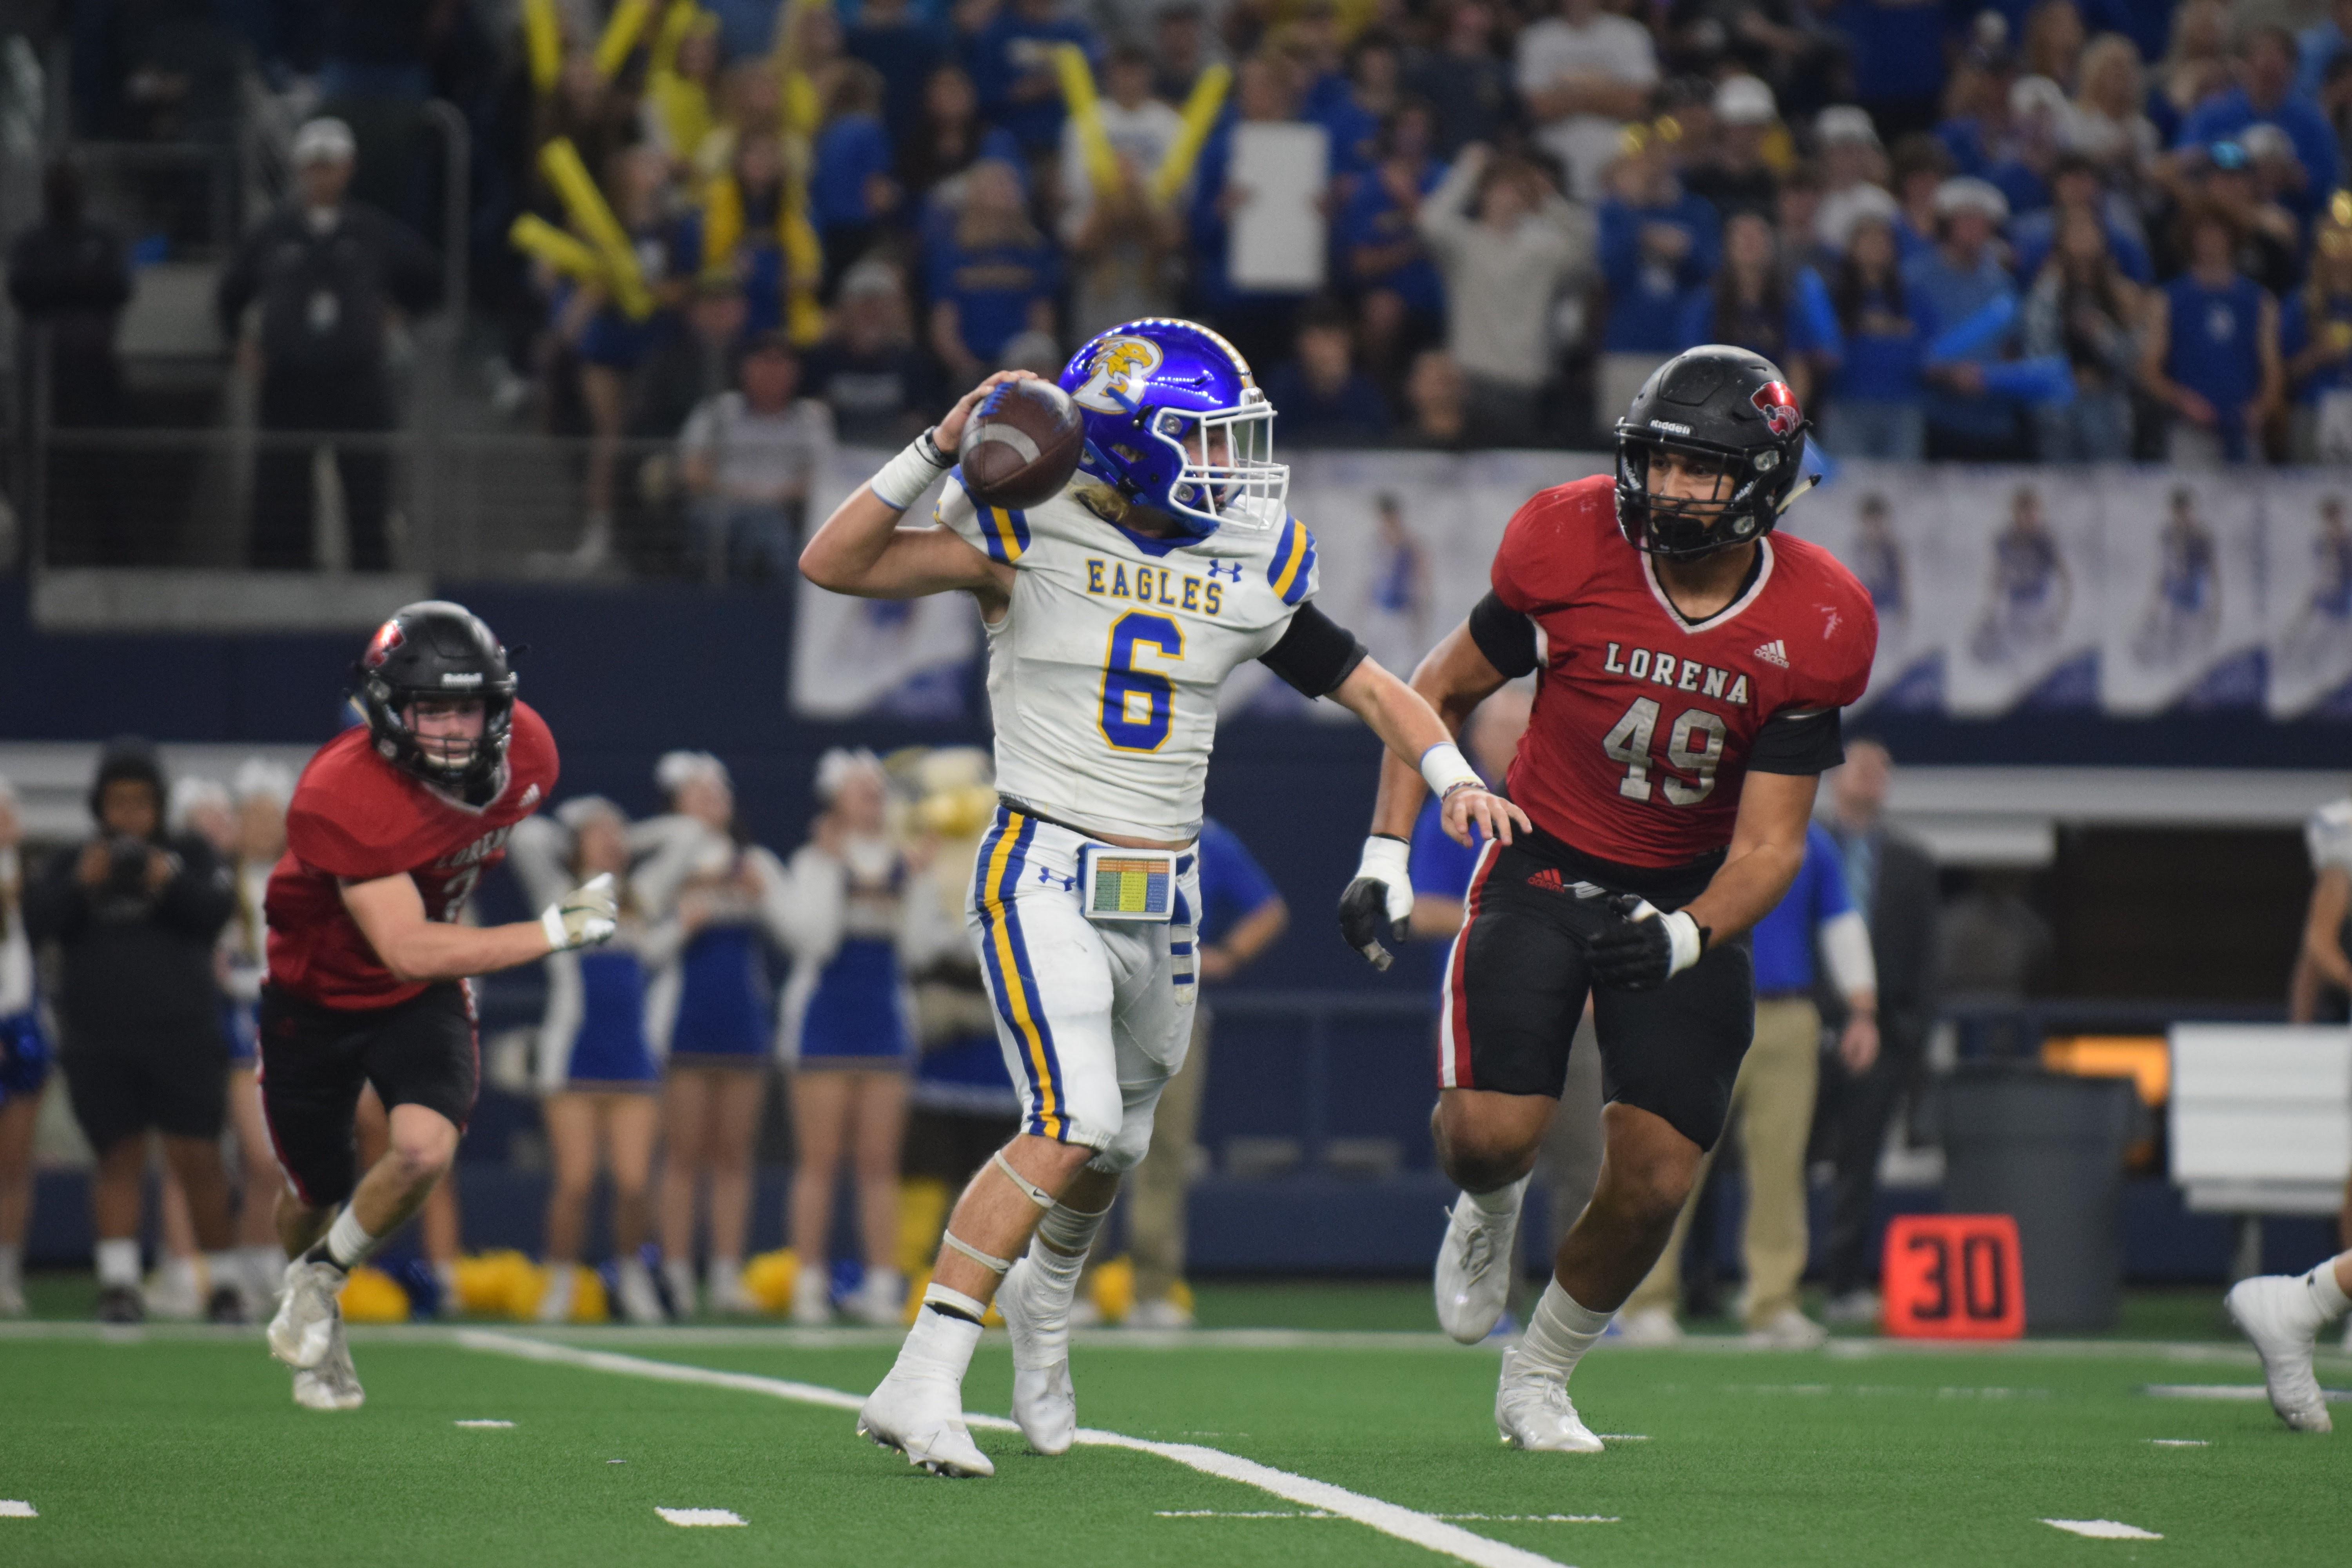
[2043,1519,2162,1541]
[0,1502,36,1519]
[454,1419,515,1428]
[656,1508,746,1528]
[2147,1438,2208,1447]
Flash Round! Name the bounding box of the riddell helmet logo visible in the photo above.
[1751,382,1802,437]
[362,621,405,668]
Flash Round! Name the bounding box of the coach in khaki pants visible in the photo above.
[1619,820,1878,1347]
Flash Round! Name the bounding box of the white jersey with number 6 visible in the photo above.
[937,472,1320,842]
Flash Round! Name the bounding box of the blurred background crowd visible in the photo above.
[10,0,2352,578]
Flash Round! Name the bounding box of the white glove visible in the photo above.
[1338,836,1416,971]
[540,873,619,954]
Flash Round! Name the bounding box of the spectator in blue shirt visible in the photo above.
[2020,207,2142,462]
[1907,176,2024,460]
[1319,32,1405,191]
[1338,102,1449,381]
[925,157,1059,380]
[1679,209,1841,406]
[2282,208,2352,460]
[2141,203,2282,465]
[2297,0,2352,100]
[1408,0,1515,158]
[896,64,1024,210]
[849,0,950,136]
[1124,817,1289,1328]
[2008,154,2153,285]
[966,0,1102,156]
[1822,204,1927,458]
[810,64,902,291]
[1985,73,2071,217]
[2174,24,2341,225]
[1597,124,1720,421]
[1260,299,1392,446]
[1619,820,1878,1348]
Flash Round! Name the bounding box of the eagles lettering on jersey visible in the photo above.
[936,472,1315,842]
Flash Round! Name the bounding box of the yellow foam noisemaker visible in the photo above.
[1088,1254,1135,1325]
[539,138,655,319]
[508,212,605,284]
[593,0,657,81]
[743,1248,800,1314]
[1054,45,1123,197]
[338,1265,412,1323]
[648,4,718,157]
[453,1249,546,1318]
[897,1175,953,1278]
[1151,63,1230,208]
[522,0,563,94]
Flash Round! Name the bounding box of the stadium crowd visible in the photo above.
[34,0,2352,510]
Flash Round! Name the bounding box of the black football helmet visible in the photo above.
[1613,345,1811,560]
[353,601,517,796]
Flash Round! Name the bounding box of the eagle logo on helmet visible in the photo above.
[1751,381,1802,437]
[362,619,405,669]
[1071,335,1166,415]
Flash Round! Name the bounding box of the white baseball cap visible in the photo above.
[1815,105,1880,149]
[1714,75,1777,127]
[291,117,356,167]
[1933,175,2010,223]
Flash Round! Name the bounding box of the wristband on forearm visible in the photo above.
[1418,741,1483,800]
[869,427,953,512]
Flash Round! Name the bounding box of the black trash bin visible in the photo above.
[1941,1065,2136,1333]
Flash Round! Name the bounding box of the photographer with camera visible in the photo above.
[22,739,240,1322]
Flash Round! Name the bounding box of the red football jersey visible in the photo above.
[265,702,560,1008]
[1493,476,1876,868]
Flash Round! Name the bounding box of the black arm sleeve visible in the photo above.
[1259,602,1368,698]
[1467,591,1539,678]
[1748,706,1846,775]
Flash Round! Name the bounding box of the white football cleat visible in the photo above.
[535,1264,577,1324]
[292,1320,365,1411]
[613,1258,666,1325]
[1613,1305,1683,1346]
[843,1269,906,1328]
[857,1370,995,1477]
[1494,1347,1604,1453]
[998,1257,1078,1455]
[2226,1275,2333,1434]
[789,1265,833,1326]
[1434,1176,1527,1345]
[1745,1307,1828,1350]
[268,1260,345,1370]
[1125,1296,1195,1330]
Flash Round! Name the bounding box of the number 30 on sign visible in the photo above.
[1880,1214,2025,1339]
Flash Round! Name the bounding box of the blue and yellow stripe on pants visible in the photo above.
[973,807,1067,1139]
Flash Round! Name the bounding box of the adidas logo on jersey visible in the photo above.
[1753,640,1789,668]
[1526,867,1565,893]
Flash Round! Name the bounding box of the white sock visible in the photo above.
[1468,1175,1528,1218]
[433,1258,458,1294]
[241,1245,285,1294]
[319,1206,375,1271]
[1514,1279,1614,1384]
[96,1238,141,1288]
[2308,1256,2352,1319]
[860,1267,905,1302]
[1032,1200,1111,1285]
[663,1257,697,1307]
[708,1256,741,1296]
[204,1251,240,1293]
[895,1304,983,1385]
[0,1242,20,1289]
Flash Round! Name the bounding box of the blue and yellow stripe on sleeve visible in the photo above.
[978,501,1031,564]
[1266,514,1315,606]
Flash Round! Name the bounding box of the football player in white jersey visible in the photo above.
[802,319,1526,1476]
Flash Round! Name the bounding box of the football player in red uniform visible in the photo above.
[1340,347,1878,1450]
[260,602,618,1410]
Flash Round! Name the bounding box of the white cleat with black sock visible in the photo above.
[292,1319,365,1411]
[1494,1347,1605,1453]
[857,1370,996,1477]
[269,1259,345,1370]
[998,1256,1078,1455]
[1435,1175,1527,1345]
[2226,1274,2334,1434]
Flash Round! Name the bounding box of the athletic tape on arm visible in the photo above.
[992,1149,1054,1209]
[941,1230,1013,1274]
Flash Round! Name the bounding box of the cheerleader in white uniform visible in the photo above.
[512,798,677,1324]
[635,752,793,1316]
[773,750,960,1325]
[0,778,53,1317]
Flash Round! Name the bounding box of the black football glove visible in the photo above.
[1338,835,1415,971]
[1585,894,1708,990]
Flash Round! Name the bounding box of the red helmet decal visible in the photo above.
[1751,381,1802,437]
[362,619,405,669]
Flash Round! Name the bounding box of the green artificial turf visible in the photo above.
[3,1302,2342,1568]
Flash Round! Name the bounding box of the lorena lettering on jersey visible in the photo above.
[1083,557,1226,617]
[1600,642,1752,707]
[437,825,514,869]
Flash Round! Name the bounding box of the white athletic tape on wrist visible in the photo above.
[940,1230,1013,1274]
[922,1282,989,1319]
[869,429,952,511]
[1659,909,1704,977]
[991,1150,1053,1209]
[1418,742,1483,800]
[1354,834,1411,888]
[540,904,567,951]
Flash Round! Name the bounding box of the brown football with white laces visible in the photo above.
[957,377,1085,511]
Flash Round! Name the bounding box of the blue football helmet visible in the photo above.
[1058,319,1288,539]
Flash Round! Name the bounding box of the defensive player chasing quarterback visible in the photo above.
[802,319,1524,1476]
[1341,346,1878,1450]
[263,603,619,1409]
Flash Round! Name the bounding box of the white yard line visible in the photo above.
[456,1330,1577,1568]
[2145,1383,2351,1402]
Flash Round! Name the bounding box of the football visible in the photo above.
[957,377,1085,511]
